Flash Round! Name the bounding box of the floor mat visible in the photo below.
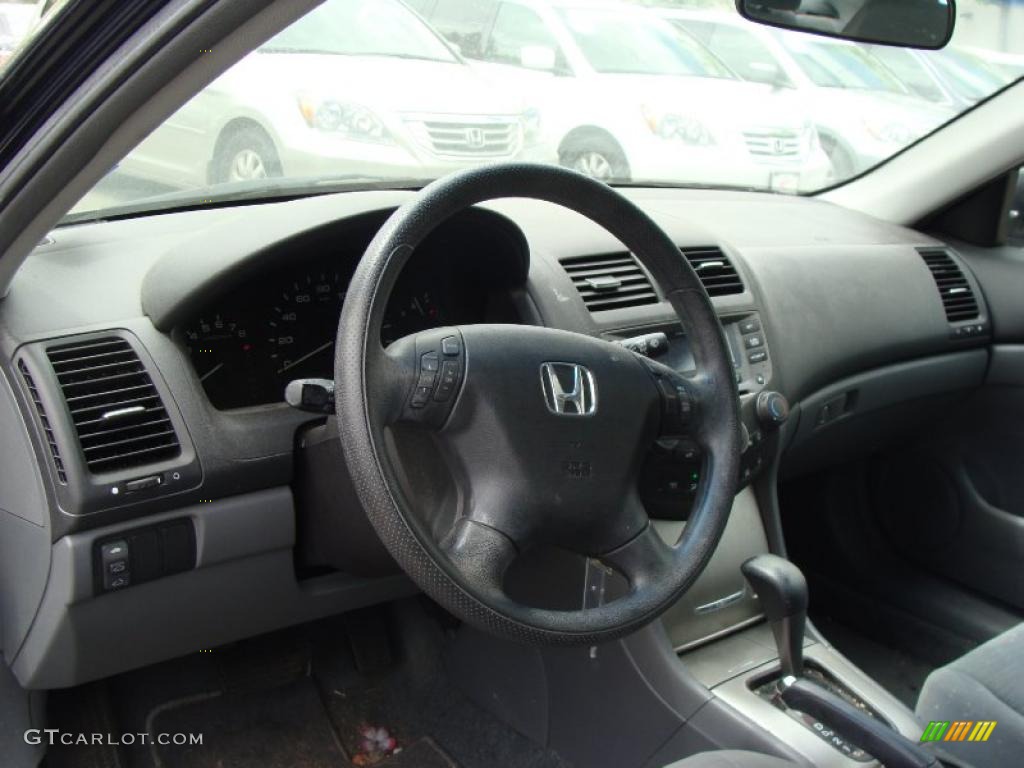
[813,614,934,708]
[151,679,345,768]
[48,605,572,768]
[312,611,570,768]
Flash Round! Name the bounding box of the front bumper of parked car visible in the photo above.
[625,131,830,193]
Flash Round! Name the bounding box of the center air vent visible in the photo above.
[561,252,659,312]
[682,247,744,297]
[46,337,181,474]
[917,247,979,322]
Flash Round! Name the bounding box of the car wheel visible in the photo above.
[560,137,630,182]
[821,135,855,181]
[212,125,282,184]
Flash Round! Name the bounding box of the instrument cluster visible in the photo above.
[184,256,456,409]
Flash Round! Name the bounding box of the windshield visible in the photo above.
[261,0,456,62]
[558,7,733,78]
[785,37,908,92]
[29,0,1018,219]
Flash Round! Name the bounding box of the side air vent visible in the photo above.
[918,247,979,322]
[46,337,181,473]
[18,358,68,484]
[682,247,744,297]
[561,252,659,312]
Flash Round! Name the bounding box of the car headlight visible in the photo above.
[297,96,393,144]
[862,117,914,145]
[642,106,714,146]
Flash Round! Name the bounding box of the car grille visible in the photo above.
[743,130,802,158]
[414,118,521,158]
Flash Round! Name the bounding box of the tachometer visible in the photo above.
[184,314,266,409]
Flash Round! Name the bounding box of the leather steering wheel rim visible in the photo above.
[335,164,741,646]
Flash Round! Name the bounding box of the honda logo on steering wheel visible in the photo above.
[540,362,597,416]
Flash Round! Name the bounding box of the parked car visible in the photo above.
[118,0,543,190]
[660,9,957,179]
[409,0,830,192]
[868,44,1013,109]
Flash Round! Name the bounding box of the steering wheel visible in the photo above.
[335,164,741,646]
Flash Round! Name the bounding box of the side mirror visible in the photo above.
[748,60,791,87]
[736,0,955,49]
[520,44,557,72]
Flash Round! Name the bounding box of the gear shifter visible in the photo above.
[742,554,940,768]
[741,554,807,678]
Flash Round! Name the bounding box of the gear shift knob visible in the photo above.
[742,554,808,678]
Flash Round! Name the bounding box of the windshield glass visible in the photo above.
[53,0,1023,218]
[558,7,733,77]
[262,0,456,62]
[785,37,908,92]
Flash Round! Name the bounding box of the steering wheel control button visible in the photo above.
[411,385,432,408]
[739,317,761,335]
[748,349,768,364]
[441,336,461,356]
[433,360,460,401]
[743,334,764,349]
[420,352,440,372]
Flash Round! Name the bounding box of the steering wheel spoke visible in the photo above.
[441,517,518,603]
[599,495,674,590]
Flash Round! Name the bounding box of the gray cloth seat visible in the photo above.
[916,622,1024,768]
[663,751,798,768]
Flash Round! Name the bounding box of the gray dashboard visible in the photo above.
[0,185,993,688]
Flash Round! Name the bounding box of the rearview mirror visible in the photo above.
[736,0,955,49]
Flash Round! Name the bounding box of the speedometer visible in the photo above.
[267,269,346,383]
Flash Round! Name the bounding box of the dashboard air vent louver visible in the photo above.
[681,247,744,297]
[45,337,181,474]
[561,252,659,312]
[917,247,979,322]
[18,358,67,484]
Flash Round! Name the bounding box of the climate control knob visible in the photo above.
[756,390,790,428]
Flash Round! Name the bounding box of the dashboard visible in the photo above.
[0,185,999,689]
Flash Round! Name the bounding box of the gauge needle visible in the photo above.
[277,340,333,374]
[200,362,224,382]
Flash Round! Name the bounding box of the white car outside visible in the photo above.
[410,0,830,192]
[659,9,958,179]
[118,0,544,191]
